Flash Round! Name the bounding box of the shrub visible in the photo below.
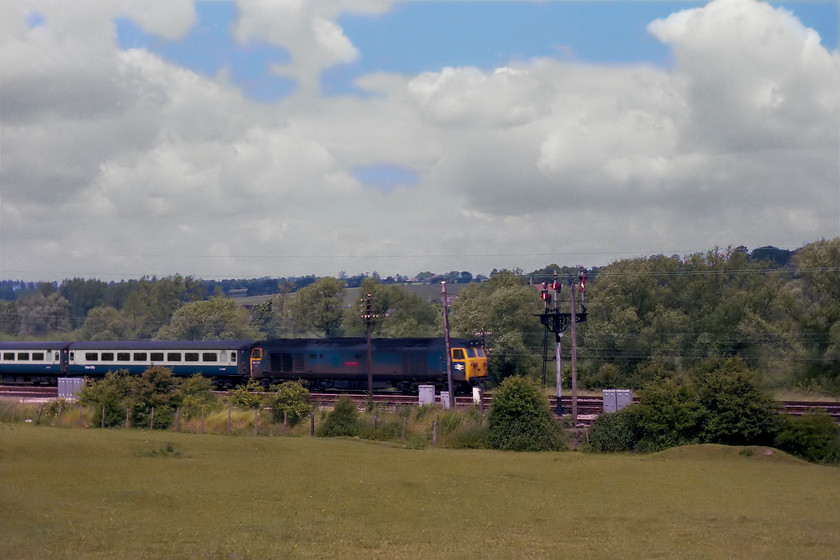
[588,406,643,452]
[487,376,565,451]
[266,381,311,426]
[131,366,178,429]
[228,379,264,410]
[693,359,778,446]
[79,371,136,427]
[774,412,840,464]
[634,378,704,452]
[317,397,361,437]
[177,374,217,419]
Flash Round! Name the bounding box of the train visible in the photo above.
[0,337,488,393]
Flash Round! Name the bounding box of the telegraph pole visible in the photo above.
[441,281,455,410]
[361,293,378,401]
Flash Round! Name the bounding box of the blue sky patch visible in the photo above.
[115,2,295,102]
[26,11,45,28]
[354,164,418,194]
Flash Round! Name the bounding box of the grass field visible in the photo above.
[1,426,839,559]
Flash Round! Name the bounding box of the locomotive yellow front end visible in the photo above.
[451,344,488,386]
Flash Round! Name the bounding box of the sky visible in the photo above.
[1,0,839,281]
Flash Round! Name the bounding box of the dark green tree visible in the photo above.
[692,359,778,446]
[156,296,257,340]
[287,277,346,336]
[487,376,565,451]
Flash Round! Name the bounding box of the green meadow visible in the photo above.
[1,425,839,560]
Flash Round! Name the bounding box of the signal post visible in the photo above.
[537,268,587,423]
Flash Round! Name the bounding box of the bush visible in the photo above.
[588,406,643,452]
[79,371,136,427]
[634,378,705,452]
[177,375,217,419]
[487,376,565,451]
[131,366,178,429]
[693,359,778,446]
[266,381,311,426]
[317,397,361,437]
[774,412,840,464]
[228,379,264,410]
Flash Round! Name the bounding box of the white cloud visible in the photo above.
[0,0,837,281]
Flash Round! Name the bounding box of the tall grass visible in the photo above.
[1,426,839,559]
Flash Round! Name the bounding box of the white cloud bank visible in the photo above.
[0,0,838,280]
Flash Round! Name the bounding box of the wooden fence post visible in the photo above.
[201,409,205,434]
[253,409,258,436]
[126,407,130,429]
[228,408,231,435]
[101,405,105,428]
[283,410,288,436]
[310,411,315,436]
[433,420,438,448]
[150,407,155,430]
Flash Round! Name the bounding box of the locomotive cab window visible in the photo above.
[452,349,466,360]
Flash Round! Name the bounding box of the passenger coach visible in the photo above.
[66,341,253,386]
[0,341,70,384]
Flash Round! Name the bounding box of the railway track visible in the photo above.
[3,385,839,423]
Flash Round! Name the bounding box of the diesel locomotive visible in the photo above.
[0,337,488,393]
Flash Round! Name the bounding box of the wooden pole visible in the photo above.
[228,408,231,435]
[126,407,130,429]
[310,411,315,436]
[570,284,578,425]
[150,407,155,430]
[101,405,105,428]
[201,409,205,434]
[441,281,455,410]
[433,420,437,448]
[253,409,258,436]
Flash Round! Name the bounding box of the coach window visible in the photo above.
[85,353,98,361]
[18,352,30,361]
[167,352,182,362]
[32,352,45,361]
[202,353,218,362]
[230,353,237,363]
[2,352,13,360]
[134,352,148,361]
[150,352,164,361]
[54,352,60,361]
[101,353,115,361]
[117,353,130,361]
[185,353,199,362]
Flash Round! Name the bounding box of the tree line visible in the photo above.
[1,239,838,394]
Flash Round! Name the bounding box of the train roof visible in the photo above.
[67,340,254,350]
[0,341,72,350]
[257,337,479,350]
